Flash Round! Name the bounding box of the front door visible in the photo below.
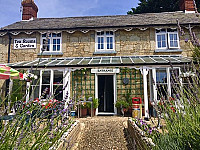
[98,75,114,113]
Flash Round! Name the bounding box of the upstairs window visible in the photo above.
[156,29,179,50]
[96,31,115,51]
[41,33,62,52]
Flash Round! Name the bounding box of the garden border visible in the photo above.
[50,120,81,150]
[127,119,155,150]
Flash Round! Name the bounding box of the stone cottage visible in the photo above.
[0,0,199,118]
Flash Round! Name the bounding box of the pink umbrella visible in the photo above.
[0,64,23,80]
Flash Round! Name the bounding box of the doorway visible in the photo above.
[98,75,114,113]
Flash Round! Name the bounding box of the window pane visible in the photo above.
[170,34,173,40]
[156,69,167,83]
[53,39,56,44]
[42,34,46,37]
[107,43,109,49]
[57,39,60,44]
[42,39,46,44]
[54,70,63,84]
[161,34,166,41]
[174,34,177,40]
[157,35,161,41]
[98,37,100,43]
[57,33,61,37]
[53,45,56,51]
[158,41,161,48]
[101,44,104,49]
[30,86,39,100]
[170,41,174,47]
[170,69,179,83]
[42,71,51,84]
[98,44,100,49]
[162,41,166,47]
[107,37,110,49]
[174,41,178,47]
[157,84,168,100]
[110,43,113,49]
[101,37,104,43]
[53,86,63,101]
[47,45,50,51]
[110,37,113,43]
[157,34,166,48]
[41,85,50,99]
[57,45,60,51]
[52,33,56,37]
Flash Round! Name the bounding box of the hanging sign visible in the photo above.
[91,68,120,74]
[14,38,36,49]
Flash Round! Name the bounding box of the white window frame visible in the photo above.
[156,29,180,50]
[168,32,180,49]
[156,33,168,49]
[35,69,64,101]
[95,31,115,51]
[40,33,62,52]
[152,67,181,101]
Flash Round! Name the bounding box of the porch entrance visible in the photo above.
[98,75,114,113]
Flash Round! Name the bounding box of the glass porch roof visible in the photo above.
[9,55,192,68]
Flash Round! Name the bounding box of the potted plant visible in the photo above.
[115,100,129,116]
[80,102,87,117]
[87,98,99,116]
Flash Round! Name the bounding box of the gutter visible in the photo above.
[1,23,200,32]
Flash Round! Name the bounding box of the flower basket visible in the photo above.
[80,108,87,117]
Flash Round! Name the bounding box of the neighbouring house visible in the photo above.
[0,0,199,118]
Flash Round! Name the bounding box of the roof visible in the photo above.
[1,12,200,31]
[9,55,192,69]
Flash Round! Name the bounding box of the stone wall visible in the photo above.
[56,120,81,150]
[127,119,154,150]
[0,26,198,64]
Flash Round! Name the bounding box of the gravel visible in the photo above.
[77,116,136,150]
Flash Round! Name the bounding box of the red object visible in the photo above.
[132,97,142,104]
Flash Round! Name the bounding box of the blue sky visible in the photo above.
[0,0,139,28]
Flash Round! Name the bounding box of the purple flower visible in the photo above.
[185,38,189,43]
[26,111,31,115]
[62,109,67,113]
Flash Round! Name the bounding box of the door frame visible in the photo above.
[95,73,117,115]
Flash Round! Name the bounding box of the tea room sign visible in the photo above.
[14,38,36,49]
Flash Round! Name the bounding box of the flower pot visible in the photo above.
[80,108,87,117]
[124,107,132,117]
[70,111,76,117]
[88,109,96,116]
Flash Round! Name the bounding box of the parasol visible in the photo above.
[0,64,23,80]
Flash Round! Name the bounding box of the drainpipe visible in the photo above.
[8,33,12,63]
[5,33,12,114]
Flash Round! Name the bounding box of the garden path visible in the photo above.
[76,116,136,150]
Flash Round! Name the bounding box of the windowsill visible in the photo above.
[93,50,117,55]
[155,49,182,53]
[37,52,63,56]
